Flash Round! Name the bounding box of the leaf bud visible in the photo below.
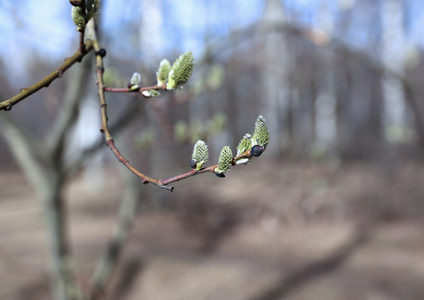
[128,72,142,90]
[141,89,161,98]
[156,59,171,86]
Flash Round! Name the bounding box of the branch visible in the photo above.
[0,40,93,111]
[87,20,174,191]
[0,114,49,192]
[62,99,147,178]
[103,84,166,94]
[48,51,94,167]
[159,150,253,186]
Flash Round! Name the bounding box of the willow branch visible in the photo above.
[62,99,147,178]
[88,21,173,192]
[48,52,93,167]
[0,40,94,111]
[159,150,254,186]
[103,85,166,94]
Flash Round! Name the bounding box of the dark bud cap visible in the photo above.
[215,172,226,178]
[70,0,83,6]
[251,145,264,157]
[190,159,197,169]
[95,48,107,57]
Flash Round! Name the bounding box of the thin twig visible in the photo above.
[103,85,166,94]
[159,150,253,186]
[0,40,93,111]
[62,99,147,178]
[89,21,174,191]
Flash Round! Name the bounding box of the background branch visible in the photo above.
[48,52,94,170]
[0,114,48,191]
[0,41,93,111]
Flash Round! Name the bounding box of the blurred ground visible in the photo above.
[1,161,424,299]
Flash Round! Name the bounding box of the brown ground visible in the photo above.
[1,161,424,300]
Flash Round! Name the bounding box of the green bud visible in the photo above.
[71,6,85,30]
[191,140,209,171]
[141,89,161,98]
[128,72,142,90]
[156,59,171,86]
[252,115,270,149]
[135,129,156,150]
[166,52,194,90]
[174,121,188,143]
[235,133,252,165]
[214,146,233,176]
[237,133,252,155]
[206,64,225,90]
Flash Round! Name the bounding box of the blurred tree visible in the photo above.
[0,2,270,299]
[382,0,407,145]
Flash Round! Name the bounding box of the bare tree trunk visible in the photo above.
[314,2,336,152]
[41,175,80,300]
[0,115,81,300]
[260,0,290,157]
[90,171,142,299]
[382,0,407,143]
[0,42,93,299]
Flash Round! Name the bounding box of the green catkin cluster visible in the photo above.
[71,7,85,30]
[214,146,233,177]
[252,115,270,149]
[191,140,209,171]
[71,0,100,30]
[236,133,252,165]
[166,52,195,90]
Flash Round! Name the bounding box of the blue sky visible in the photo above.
[1,0,424,85]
